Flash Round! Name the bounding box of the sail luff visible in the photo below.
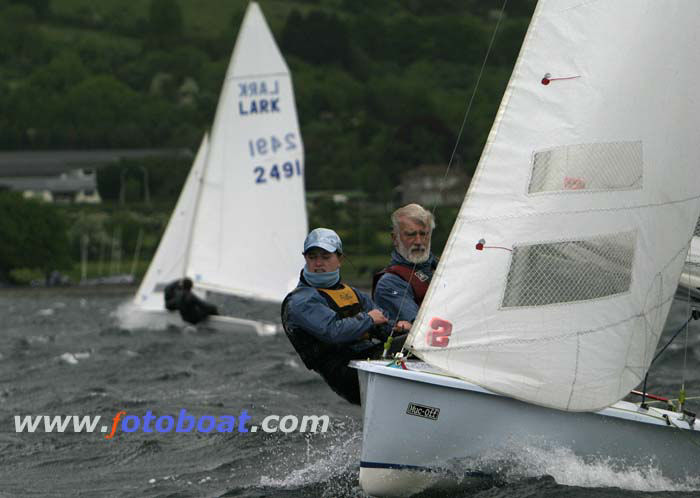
[134,134,209,310]
[406,0,547,349]
[183,133,212,280]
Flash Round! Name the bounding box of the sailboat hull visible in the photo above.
[121,307,280,336]
[353,360,700,497]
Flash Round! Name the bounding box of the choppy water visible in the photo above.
[1,287,699,497]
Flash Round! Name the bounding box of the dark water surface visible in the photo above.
[1,287,699,497]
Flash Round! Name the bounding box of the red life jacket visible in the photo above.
[372,265,431,305]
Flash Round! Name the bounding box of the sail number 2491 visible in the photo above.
[249,132,302,184]
[254,160,302,184]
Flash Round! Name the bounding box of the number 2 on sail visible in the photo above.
[426,317,452,347]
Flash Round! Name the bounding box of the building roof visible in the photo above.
[0,149,192,177]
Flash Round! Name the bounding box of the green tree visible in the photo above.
[59,75,142,146]
[28,51,88,94]
[9,0,49,17]
[282,9,351,68]
[0,192,72,281]
[148,0,183,48]
[0,4,51,68]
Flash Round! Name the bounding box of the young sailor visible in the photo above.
[282,228,409,405]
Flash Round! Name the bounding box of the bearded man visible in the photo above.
[372,204,438,328]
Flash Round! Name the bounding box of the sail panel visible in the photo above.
[408,0,700,411]
[187,2,308,302]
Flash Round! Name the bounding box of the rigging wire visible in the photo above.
[681,244,692,410]
[388,0,510,359]
[640,311,699,409]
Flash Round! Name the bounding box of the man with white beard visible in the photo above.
[372,204,438,328]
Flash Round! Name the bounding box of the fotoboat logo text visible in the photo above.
[14,409,330,437]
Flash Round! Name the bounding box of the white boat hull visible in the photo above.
[353,360,700,497]
[120,307,281,336]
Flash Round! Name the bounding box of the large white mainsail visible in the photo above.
[135,134,209,310]
[187,2,307,302]
[408,0,700,412]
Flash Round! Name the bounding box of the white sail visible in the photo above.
[134,134,209,311]
[187,2,308,302]
[408,0,700,411]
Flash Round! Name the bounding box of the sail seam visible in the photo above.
[459,193,700,224]
[566,334,581,410]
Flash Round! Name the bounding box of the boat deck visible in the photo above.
[352,359,699,431]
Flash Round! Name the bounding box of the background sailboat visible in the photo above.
[123,2,307,333]
[353,0,700,494]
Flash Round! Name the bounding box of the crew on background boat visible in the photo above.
[372,203,438,326]
[164,277,219,325]
[282,228,410,405]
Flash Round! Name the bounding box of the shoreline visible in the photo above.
[0,284,137,297]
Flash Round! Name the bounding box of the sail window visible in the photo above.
[528,141,643,194]
[502,231,636,307]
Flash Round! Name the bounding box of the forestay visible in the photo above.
[135,135,209,311]
[408,0,700,411]
[187,2,308,302]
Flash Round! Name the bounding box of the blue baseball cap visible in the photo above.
[303,228,343,254]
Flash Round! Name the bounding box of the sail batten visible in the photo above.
[409,0,700,411]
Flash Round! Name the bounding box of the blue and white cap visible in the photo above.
[303,228,343,254]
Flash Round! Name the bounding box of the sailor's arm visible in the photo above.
[374,273,419,323]
[287,292,375,344]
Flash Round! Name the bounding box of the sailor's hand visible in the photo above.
[368,324,390,342]
[368,309,388,325]
[394,320,412,332]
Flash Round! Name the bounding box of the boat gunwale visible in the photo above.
[351,360,698,431]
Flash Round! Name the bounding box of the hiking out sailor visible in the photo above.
[282,228,410,405]
[164,277,219,325]
[372,203,438,326]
